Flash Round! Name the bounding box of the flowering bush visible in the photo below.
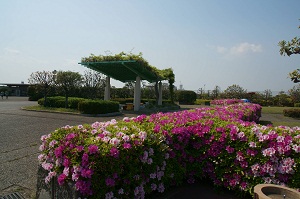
[211,99,244,106]
[39,102,300,198]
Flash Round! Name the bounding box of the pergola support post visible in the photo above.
[104,76,110,100]
[158,81,162,106]
[134,76,141,111]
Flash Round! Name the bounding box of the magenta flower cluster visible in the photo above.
[38,102,300,198]
[211,98,244,106]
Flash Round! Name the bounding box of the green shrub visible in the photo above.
[37,98,44,106]
[283,108,300,118]
[37,97,64,107]
[78,100,119,114]
[204,100,211,106]
[42,96,65,107]
[176,90,197,105]
[68,97,86,109]
[294,103,300,107]
[38,96,85,109]
[112,98,172,105]
[195,99,205,105]
[111,98,134,104]
[27,85,44,101]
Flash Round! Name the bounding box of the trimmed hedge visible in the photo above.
[295,103,300,107]
[176,90,197,105]
[38,96,85,109]
[194,99,211,105]
[111,98,172,105]
[283,108,300,118]
[78,100,119,114]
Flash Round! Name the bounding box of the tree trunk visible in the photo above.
[65,93,68,109]
[43,84,48,107]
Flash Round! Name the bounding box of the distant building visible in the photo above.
[0,82,29,96]
[179,83,184,90]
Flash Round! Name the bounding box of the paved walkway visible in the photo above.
[0,97,248,199]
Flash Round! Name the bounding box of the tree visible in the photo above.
[273,91,293,107]
[263,89,272,101]
[223,84,247,99]
[289,69,300,83]
[123,81,134,97]
[288,84,300,104]
[28,70,56,106]
[56,71,83,108]
[278,23,300,83]
[82,69,105,99]
[211,85,221,99]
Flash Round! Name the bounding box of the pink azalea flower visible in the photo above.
[88,145,98,154]
[157,183,165,193]
[57,173,67,185]
[262,147,276,157]
[110,147,119,158]
[81,168,93,178]
[151,183,157,191]
[123,143,131,149]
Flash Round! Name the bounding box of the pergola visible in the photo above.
[79,60,164,111]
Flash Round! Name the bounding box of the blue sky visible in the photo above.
[1,0,299,94]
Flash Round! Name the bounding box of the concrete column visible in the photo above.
[158,81,162,105]
[104,76,110,100]
[134,76,141,111]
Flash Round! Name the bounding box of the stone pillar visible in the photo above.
[158,81,162,105]
[104,76,110,100]
[134,76,141,111]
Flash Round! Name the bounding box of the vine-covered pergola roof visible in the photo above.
[79,60,163,83]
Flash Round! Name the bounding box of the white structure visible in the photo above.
[134,76,141,111]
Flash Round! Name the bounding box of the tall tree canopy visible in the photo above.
[223,84,247,99]
[28,70,56,106]
[56,71,83,108]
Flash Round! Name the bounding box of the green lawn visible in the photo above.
[261,106,300,114]
[22,105,80,114]
[260,106,300,127]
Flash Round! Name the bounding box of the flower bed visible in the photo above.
[38,103,300,198]
[211,99,244,106]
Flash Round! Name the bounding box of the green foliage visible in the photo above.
[289,83,300,103]
[38,96,85,109]
[176,90,197,105]
[28,70,57,105]
[111,98,172,106]
[81,52,176,103]
[56,71,83,108]
[278,24,300,83]
[81,52,160,78]
[38,96,64,107]
[223,84,247,99]
[27,85,44,101]
[283,108,300,118]
[78,100,119,114]
[195,99,211,106]
[295,103,300,107]
[289,69,300,83]
[111,98,134,104]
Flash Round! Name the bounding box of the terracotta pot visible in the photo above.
[254,184,300,199]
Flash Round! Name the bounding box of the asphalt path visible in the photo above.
[0,97,139,198]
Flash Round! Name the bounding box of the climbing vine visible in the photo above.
[81,52,175,103]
